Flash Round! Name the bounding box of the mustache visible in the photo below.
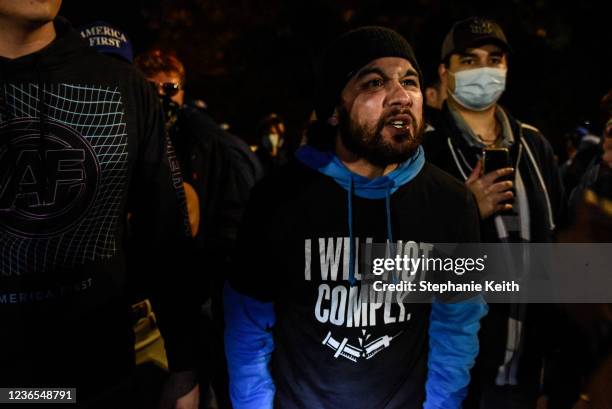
[376,108,418,133]
[383,108,417,123]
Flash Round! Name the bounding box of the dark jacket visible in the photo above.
[423,103,566,243]
[561,136,602,197]
[423,103,566,398]
[171,106,262,258]
[0,18,198,396]
[167,106,263,309]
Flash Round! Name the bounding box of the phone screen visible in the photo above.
[483,147,514,212]
[483,148,510,174]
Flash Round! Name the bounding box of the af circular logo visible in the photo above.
[0,118,100,237]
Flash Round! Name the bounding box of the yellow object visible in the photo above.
[183,182,200,237]
[133,299,169,371]
[584,189,612,217]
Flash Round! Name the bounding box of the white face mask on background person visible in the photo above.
[268,133,280,148]
[449,67,507,111]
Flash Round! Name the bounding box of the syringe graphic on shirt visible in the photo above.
[363,331,402,359]
[322,331,361,362]
[322,330,403,362]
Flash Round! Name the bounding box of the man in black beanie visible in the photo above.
[225,26,487,409]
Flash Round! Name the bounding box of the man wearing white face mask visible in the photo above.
[423,17,566,409]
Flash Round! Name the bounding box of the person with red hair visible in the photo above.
[135,47,263,409]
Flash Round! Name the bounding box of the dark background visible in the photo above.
[61,0,611,156]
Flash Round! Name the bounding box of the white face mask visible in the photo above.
[449,67,507,111]
[268,133,280,148]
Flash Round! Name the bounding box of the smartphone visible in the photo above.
[483,147,510,174]
[483,147,514,212]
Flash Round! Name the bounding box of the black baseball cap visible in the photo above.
[441,17,510,62]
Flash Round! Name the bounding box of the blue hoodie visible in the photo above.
[224,145,487,409]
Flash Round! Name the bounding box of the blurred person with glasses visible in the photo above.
[135,48,262,409]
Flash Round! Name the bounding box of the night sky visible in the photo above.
[61,0,611,156]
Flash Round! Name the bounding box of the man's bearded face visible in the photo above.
[337,57,425,167]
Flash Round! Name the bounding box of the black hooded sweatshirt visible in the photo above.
[0,18,198,397]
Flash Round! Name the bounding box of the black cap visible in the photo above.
[315,26,422,121]
[441,17,510,62]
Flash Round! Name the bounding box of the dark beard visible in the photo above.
[338,107,424,168]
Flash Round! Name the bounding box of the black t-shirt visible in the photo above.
[229,159,480,409]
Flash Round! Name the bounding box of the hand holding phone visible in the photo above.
[465,150,514,219]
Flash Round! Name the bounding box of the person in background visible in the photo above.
[425,76,447,110]
[604,92,612,171]
[135,48,262,263]
[550,90,612,409]
[423,70,448,136]
[135,48,262,409]
[569,89,612,210]
[560,123,602,196]
[255,112,290,174]
[423,17,566,409]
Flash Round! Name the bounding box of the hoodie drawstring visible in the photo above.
[385,187,398,284]
[348,176,356,286]
[347,178,395,287]
[35,57,49,199]
[385,189,393,243]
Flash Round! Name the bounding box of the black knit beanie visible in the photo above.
[314,26,423,122]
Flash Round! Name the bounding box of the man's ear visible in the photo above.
[425,87,437,104]
[438,63,447,84]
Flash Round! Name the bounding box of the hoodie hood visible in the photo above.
[295,144,425,286]
[295,144,425,199]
